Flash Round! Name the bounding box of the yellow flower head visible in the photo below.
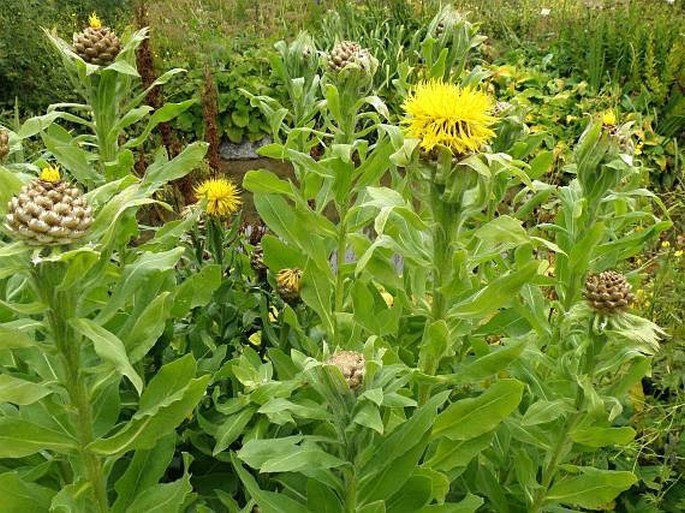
[601,110,617,126]
[195,178,242,217]
[276,268,302,294]
[88,12,102,29]
[39,164,61,183]
[402,80,496,155]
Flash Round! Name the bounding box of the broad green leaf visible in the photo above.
[424,433,493,472]
[96,247,185,323]
[141,141,207,190]
[307,480,342,513]
[0,374,52,405]
[50,480,90,513]
[358,501,386,513]
[171,264,222,317]
[123,455,192,513]
[0,167,26,213]
[71,318,143,395]
[244,169,295,197]
[300,259,335,337]
[214,406,258,455]
[449,261,539,319]
[0,472,56,513]
[546,468,637,509]
[528,150,554,179]
[570,426,636,447]
[231,454,313,513]
[125,100,198,148]
[418,320,450,375]
[260,444,345,473]
[452,340,526,383]
[353,401,384,434]
[0,418,76,457]
[522,399,575,426]
[420,494,484,513]
[474,215,529,248]
[385,475,432,513]
[123,292,172,363]
[90,356,208,456]
[237,436,304,469]
[112,434,176,513]
[433,380,524,440]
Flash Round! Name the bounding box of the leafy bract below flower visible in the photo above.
[402,80,496,156]
[195,178,241,217]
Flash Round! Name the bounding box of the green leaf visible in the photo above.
[474,215,529,249]
[123,455,192,513]
[260,444,345,473]
[89,356,208,456]
[528,151,554,179]
[546,468,637,509]
[237,435,303,469]
[300,259,335,337]
[307,480,342,513]
[386,475,432,513]
[213,406,258,455]
[140,141,208,191]
[0,418,76,457]
[418,320,450,375]
[71,318,143,395]
[522,399,574,426]
[353,401,384,434]
[453,340,526,383]
[112,434,176,513]
[122,292,171,363]
[243,169,295,198]
[570,426,636,447]
[50,481,90,513]
[424,433,493,473]
[432,380,524,440]
[232,454,313,513]
[0,167,24,214]
[0,375,52,405]
[171,264,222,317]
[419,494,484,513]
[0,472,56,513]
[125,100,197,148]
[449,261,540,319]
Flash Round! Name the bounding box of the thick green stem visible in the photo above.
[530,329,605,513]
[37,265,109,512]
[334,205,349,348]
[429,182,459,322]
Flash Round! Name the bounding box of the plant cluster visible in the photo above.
[0,3,683,513]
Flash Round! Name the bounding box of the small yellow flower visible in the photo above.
[248,331,262,346]
[601,110,617,125]
[661,240,670,249]
[39,164,61,183]
[89,12,102,29]
[276,268,302,303]
[674,250,684,258]
[195,178,242,217]
[402,80,496,156]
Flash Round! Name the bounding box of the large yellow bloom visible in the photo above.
[402,80,496,155]
[195,178,242,217]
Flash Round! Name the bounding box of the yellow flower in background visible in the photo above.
[601,110,617,125]
[402,80,496,156]
[195,178,242,217]
[88,12,102,29]
[40,164,61,183]
[661,240,670,249]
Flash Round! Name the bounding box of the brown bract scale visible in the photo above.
[328,351,366,391]
[5,179,93,245]
[73,26,121,66]
[0,130,9,161]
[327,41,362,72]
[584,271,635,314]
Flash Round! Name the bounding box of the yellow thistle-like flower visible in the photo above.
[601,110,617,126]
[195,178,242,217]
[402,80,496,156]
[40,165,61,183]
[89,12,102,29]
[276,268,302,303]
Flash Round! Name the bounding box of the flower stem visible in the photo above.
[530,329,605,513]
[334,204,349,348]
[35,264,109,512]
